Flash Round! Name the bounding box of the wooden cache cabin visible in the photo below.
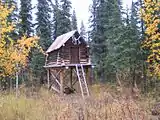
[44,30,93,98]
[45,30,91,65]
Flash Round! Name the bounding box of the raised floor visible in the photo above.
[44,63,93,68]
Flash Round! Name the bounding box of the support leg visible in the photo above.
[47,69,50,88]
[70,68,73,89]
[60,69,64,95]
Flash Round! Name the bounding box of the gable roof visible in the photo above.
[46,30,83,53]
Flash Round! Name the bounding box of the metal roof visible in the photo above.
[46,30,77,53]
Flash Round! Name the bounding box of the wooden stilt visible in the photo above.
[70,68,73,88]
[45,65,92,97]
[60,69,64,95]
[47,69,50,88]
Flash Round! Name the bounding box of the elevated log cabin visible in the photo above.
[44,30,93,97]
[45,30,91,65]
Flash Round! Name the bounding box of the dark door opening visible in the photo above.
[70,47,80,64]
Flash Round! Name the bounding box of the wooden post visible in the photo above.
[70,68,73,88]
[47,69,50,88]
[60,69,64,95]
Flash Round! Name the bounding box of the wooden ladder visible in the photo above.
[75,64,89,98]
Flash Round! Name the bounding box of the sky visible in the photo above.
[72,0,134,30]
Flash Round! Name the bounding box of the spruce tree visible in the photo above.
[80,21,86,39]
[124,1,144,85]
[71,9,77,30]
[52,0,62,38]
[59,0,72,33]
[90,0,123,80]
[36,0,52,50]
[51,0,72,38]
[138,0,147,83]
[30,0,52,82]
[90,0,109,80]
[89,0,98,43]
[19,0,33,36]
[106,1,142,84]
[104,0,124,80]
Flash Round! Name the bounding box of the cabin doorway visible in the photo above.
[70,47,80,64]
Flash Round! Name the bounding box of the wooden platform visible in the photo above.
[44,63,93,68]
[44,63,94,97]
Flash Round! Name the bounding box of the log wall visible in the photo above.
[46,38,90,65]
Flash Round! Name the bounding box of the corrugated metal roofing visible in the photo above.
[46,30,77,53]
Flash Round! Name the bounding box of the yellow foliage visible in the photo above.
[141,0,160,77]
[0,1,40,77]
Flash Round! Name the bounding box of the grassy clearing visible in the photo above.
[0,84,158,120]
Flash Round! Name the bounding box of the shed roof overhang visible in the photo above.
[46,30,77,53]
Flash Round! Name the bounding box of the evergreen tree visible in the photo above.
[90,0,109,80]
[59,0,72,33]
[71,9,77,30]
[80,21,86,39]
[36,0,52,50]
[30,0,52,82]
[105,0,143,84]
[50,0,72,38]
[129,1,142,84]
[138,0,147,82]
[90,0,124,80]
[51,0,62,38]
[89,0,98,43]
[19,0,33,36]
[104,0,124,80]
[90,0,142,82]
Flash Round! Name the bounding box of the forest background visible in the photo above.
[0,0,159,97]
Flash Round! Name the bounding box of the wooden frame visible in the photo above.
[45,31,93,97]
[46,65,92,96]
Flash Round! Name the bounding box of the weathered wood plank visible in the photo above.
[50,72,61,87]
[51,86,60,93]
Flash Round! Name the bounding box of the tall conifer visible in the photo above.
[80,21,86,39]
[71,9,78,30]
[19,0,33,36]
